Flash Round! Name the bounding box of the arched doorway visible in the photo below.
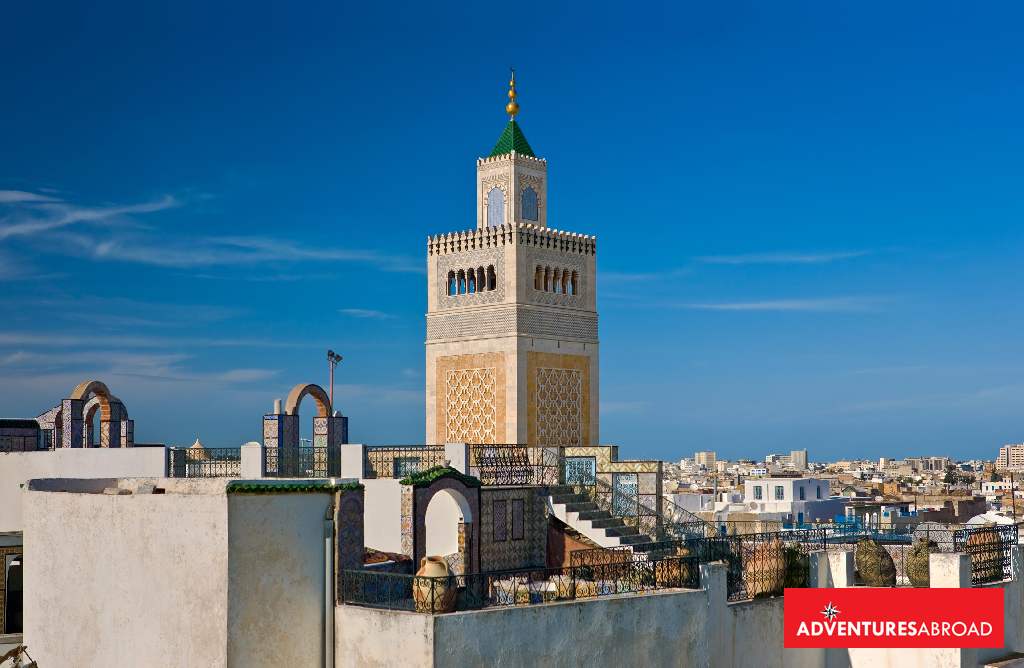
[262,383,347,477]
[58,379,133,449]
[424,488,473,574]
[405,471,481,575]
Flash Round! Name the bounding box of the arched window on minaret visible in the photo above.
[552,268,561,294]
[561,270,569,295]
[534,266,542,290]
[447,271,457,296]
[487,265,497,291]
[487,187,505,227]
[477,267,485,293]
[467,268,476,293]
[457,270,467,294]
[521,186,538,221]
[544,267,551,292]
[570,271,579,295]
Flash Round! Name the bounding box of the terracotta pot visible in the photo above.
[743,538,786,598]
[413,555,456,613]
[967,526,1003,583]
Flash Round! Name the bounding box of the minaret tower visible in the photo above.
[425,72,599,446]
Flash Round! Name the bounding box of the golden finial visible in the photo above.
[505,68,520,119]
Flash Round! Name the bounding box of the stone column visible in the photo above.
[240,442,265,478]
[340,444,365,480]
[60,399,84,449]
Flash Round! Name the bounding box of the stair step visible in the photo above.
[576,509,611,521]
[550,493,586,505]
[589,517,626,529]
[631,543,659,553]
[618,534,655,545]
[548,485,575,495]
[564,502,598,513]
[605,526,642,538]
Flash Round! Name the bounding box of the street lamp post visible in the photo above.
[327,350,343,409]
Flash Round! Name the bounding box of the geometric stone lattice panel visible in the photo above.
[535,367,582,447]
[445,367,497,444]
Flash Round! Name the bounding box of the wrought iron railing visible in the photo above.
[568,530,821,603]
[363,445,446,479]
[264,446,339,478]
[710,530,822,602]
[954,523,1018,585]
[166,447,241,478]
[569,546,634,568]
[340,555,700,613]
[468,444,561,486]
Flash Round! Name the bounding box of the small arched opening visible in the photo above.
[487,187,505,227]
[521,186,538,222]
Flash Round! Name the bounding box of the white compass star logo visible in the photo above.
[820,602,841,621]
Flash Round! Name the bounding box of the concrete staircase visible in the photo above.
[547,485,656,551]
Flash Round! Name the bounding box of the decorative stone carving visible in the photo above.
[445,367,497,443]
[536,368,583,447]
[436,246,505,309]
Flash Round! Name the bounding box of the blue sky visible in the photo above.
[1,1,1022,461]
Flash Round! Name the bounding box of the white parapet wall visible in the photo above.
[22,477,335,668]
[362,479,403,554]
[335,548,1024,668]
[0,447,167,532]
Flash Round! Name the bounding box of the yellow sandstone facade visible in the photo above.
[425,75,599,446]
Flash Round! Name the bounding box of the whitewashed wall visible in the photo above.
[23,479,229,667]
[362,479,403,553]
[0,447,166,531]
[22,478,334,668]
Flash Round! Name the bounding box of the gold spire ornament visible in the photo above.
[505,68,520,119]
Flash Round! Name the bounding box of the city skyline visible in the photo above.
[2,2,1023,459]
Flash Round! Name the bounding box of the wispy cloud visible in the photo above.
[0,195,178,241]
[0,331,307,349]
[0,347,279,386]
[0,190,61,203]
[1,188,421,273]
[675,296,886,312]
[696,251,870,265]
[339,308,395,320]
[603,267,692,284]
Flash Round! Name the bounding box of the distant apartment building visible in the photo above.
[998,444,1024,471]
[790,449,808,470]
[905,456,950,472]
[741,477,844,525]
[694,451,716,470]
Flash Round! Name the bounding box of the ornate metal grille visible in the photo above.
[954,523,1017,585]
[166,447,241,478]
[263,446,340,478]
[363,446,446,479]
[468,444,560,486]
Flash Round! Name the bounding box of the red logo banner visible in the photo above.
[784,588,1004,648]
